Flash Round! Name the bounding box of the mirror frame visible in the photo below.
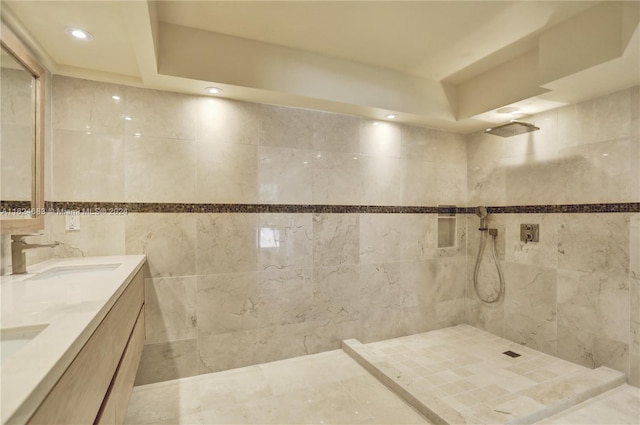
[0,20,45,234]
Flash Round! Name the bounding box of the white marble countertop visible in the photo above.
[0,255,146,425]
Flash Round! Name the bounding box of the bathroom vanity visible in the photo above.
[0,255,147,425]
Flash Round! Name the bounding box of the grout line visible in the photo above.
[341,330,628,425]
[342,339,452,425]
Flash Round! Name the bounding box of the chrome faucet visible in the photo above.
[11,234,60,275]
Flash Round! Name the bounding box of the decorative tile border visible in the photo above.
[481,203,640,214]
[1,200,31,210]
[24,201,640,214]
[41,201,442,214]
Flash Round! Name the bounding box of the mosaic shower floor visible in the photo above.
[343,324,630,424]
[125,324,639,425]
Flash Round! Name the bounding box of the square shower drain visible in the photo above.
[503,350,521,358]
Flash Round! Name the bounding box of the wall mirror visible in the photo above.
[0,21,45,234]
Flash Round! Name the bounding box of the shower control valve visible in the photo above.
[520,224,539,244]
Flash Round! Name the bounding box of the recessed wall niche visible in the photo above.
[437,205,456,249]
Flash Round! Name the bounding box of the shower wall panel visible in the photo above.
[466,87,640,386]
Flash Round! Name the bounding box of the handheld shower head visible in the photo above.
[475,206,488,219]
[475,206,488,229]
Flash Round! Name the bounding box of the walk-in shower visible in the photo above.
[472,206,505,303]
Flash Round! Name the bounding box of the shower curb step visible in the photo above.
[515,367,625,424]
[342,339,455,425]
[341,338,625,425]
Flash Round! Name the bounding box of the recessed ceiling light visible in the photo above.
[385,114,398,120]
[124,116,132,121]
[111,95,120,101]
[205,87,223,95]
[65,27,93,40]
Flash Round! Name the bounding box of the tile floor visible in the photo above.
[540,384,640,424]
[343,324,629,424]
[125,350,430,424]
[125,324,640,425]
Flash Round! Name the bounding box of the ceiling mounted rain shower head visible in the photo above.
[485,120,539,138]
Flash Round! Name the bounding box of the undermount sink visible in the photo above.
[1,324,48,363]
[27,263,121,281]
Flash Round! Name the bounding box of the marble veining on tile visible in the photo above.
[312,213,359,267]
[258,146,314,204]
[125,213,196,278]
[52,129,124,202]
[538,384,640,425]
[124,134,196,203]
[127,329,638,425]
[52,76,125,134]
[196,141,259,204]
[195,213,258,275]
[40,77,639,398]
[144,276,198,344]
[125,350,430,425]
[258,213,313,271]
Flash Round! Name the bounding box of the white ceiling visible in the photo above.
[2,1,639,133]
[157,1,593,81]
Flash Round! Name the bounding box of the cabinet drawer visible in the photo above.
[109,270,144,370]
[96,306,145,425]
[27,268,145,425]
[26,313,114,425]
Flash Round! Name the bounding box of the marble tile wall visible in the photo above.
[41,76,467,384]
[466,86,640,387]
[8,74,635,388]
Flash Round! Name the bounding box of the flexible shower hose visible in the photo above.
[472,230,505,303]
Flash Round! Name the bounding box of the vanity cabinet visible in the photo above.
[26,268,145,425]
